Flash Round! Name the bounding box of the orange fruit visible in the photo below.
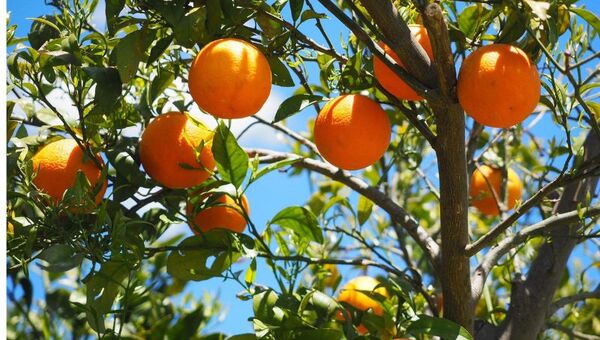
[31,139,107,206]
[457,44,540,128]
[187,193,249,234]
[373,24,433,101]
[338,276,389,316]
[469,165,523,216]
[188,38,272,119]
[314,94,391,170]
[8,222,14,236]
[139,112,215,189]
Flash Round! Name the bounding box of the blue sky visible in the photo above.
[7,0,599,336]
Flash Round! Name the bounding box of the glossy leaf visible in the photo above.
[269,206,323,243]
[212,123,249,188]
[407,314,473,340]
[274,94,323,123]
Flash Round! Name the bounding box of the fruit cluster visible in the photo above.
[30,30,536,231]
[27,26,540,336]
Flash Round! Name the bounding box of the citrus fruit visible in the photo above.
[457,44,540,128]
[338,276,389,316]
[31,138,107,206]
[188,38,272,119]
[314,94,391,170]
[187,193,249,234]
[373,24,433,101]
[470,165,523,216]
[139,112,215,189]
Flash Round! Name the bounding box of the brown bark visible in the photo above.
[496,131,600,340]
[421,3,474,334]
[360,1,473,332]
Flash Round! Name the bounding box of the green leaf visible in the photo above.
[290,0,304,22]
[253,289,280,323]
[269,206,323,243]
[245,258,257,286]
[252,157,302,182]
[167,305,205,339]
[587,101,600,123]
[291,329,343,339]
[497,10,527,44]
[227,334,257,340]
[407,314,473,340]
[166,231,239,281]
[28,15,60,49]
[458,5,488,39]
[206,0,223,35]
[37,244,83,272]
[174,7,208,48]
[85,260,129,332]
[82,67,122,113]
[305,289,339,314]
[274,94,323,123]
[524,0,550,20]
[212,123,249,188]
[106,0,126,35]
[570,8,600,32]
[357,195,374,226]
[300,9,327,24]
[108,150,146,185]
[267,56,294,87]
[149,69,175,104]
[148,35,173,64]
[114,29,155,83]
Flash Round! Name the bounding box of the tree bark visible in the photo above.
[360,1,474,332]
[496,131,600,340]
[421,3,474,334]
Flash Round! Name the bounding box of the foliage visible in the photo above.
[6,0,599,339]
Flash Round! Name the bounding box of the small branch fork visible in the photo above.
[547,284,600,317]
[471,205,600,302]
[246,148,442,269]
[466,154,600,256]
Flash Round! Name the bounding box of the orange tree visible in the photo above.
[6,0,600,339]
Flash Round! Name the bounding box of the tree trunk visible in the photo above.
[496,131,600,340]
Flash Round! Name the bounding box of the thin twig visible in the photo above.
[246,148,442,269]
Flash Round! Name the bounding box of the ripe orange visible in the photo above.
[188,38,272,119]
[314,94,391,170]
[187,193,249,234]
[338,276,389,316]
[470,165,523,216]
[31,139,107,206]
[373,24,433,101]
[337,276,390,335]
[139,112,215,189]
[457,44,540,128]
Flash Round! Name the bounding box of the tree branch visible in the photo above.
[246,148,441,269]
[316,0,438,102]
[495,131,600,340]
[547,323,600,340]
[252,115,321,156]
[359,0,438,93]
[466,154,600,256]
[547,284,600,317]
[471,206,600,303]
